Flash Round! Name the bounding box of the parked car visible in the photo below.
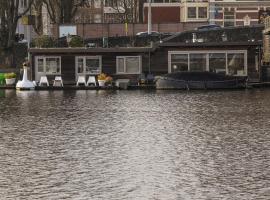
[196,24,221,31]
[136,31,160,36]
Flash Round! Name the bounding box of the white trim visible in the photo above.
[168,50,248,76]
[116,56,141,74]
[144,3,180,7]
[75,56,102,80]
[35,56,61,81]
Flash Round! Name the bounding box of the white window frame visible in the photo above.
[168,50,247,76]
[186,6,208,21]
[35,56,61,75]
[75,56,102,79]
[116,56,142,74]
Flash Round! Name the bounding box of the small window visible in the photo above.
[116,56,141,74]
[188,7,197,19]
[198,7,207,18]
[76,56,102,75]
[36,57,61,74]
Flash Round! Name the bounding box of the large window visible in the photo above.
[169,51,247,76]
[190,53,207,71]
[209,53,226,74]
[116,56,141,74]
[171,54,188,72]
[76,56,102,75]
[36,57,61,74]
[227,53,245,76]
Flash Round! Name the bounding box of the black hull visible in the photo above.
[156,77,246,90]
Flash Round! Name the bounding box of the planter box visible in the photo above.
[98,80,106,87]
[5,78,16,85]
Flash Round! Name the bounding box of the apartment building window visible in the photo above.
[188,7,208,19]
[198,7,207,18]
[224,9,235,27]
[188,7,197,19]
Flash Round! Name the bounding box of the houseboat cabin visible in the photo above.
[29,25,263,84]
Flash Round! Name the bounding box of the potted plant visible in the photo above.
[97,73,107,87]
[105,76,113,86]
[4,73,16,85]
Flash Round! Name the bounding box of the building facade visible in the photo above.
[209,0,270,27]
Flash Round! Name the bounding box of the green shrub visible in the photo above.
[69,36,84,47]
[4,73,16,79]
[33,35,56,48]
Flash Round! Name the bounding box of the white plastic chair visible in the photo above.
[53,76,63,87]
[87,76,97,86]
[76,75,86,86]
[39,76,49,86]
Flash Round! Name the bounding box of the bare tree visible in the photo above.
[32,0,44,35]
[0,0,34,65]
[43,0,89,24]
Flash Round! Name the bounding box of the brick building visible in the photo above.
[209,0,270,27]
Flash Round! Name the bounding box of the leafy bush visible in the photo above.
[69,36,84,47]
[4,73,16,79]
[97,73,107,80]
[33,35,56,48]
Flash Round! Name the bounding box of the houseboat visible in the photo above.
[29,25,263,87]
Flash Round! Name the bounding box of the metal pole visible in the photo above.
[147,0,152,34]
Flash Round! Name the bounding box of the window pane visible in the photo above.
[188,7,197,18]
[171,54,188,72]
[37,58,44,73]
[117,58,125,73]
[209,53,226,74]
[224,11,235,27]
[77,58,84,73]
[46,58,60,73]
[85,58,100,74]
[126,57,140,74]
[189,54,207,72]
[198,7,207,18]
[227,53,245,76]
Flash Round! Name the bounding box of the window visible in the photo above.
[209,53,226,74]
[198,7,207,18]
[171,54,188,72]
[116,56,141,74]
[169,51,247,76]
[36,57,61,74]
[224,10,235,27]
[76,56,102,75]
[190,53,207,72]
[188,7,197,19]
[227,53,245,76]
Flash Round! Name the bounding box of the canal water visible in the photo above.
[0,89,270,200]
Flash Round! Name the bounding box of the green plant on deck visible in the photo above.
[4,73,16,79]
[69,36,84,47]
[33,35,56,48]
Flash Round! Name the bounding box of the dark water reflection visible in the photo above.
[0,89,270,200]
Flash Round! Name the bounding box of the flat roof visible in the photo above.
[159,41,262,47]
[29,47,155,53]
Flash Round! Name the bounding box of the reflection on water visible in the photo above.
[0,89,270,200]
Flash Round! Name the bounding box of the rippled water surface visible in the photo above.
[0,89,270,200]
